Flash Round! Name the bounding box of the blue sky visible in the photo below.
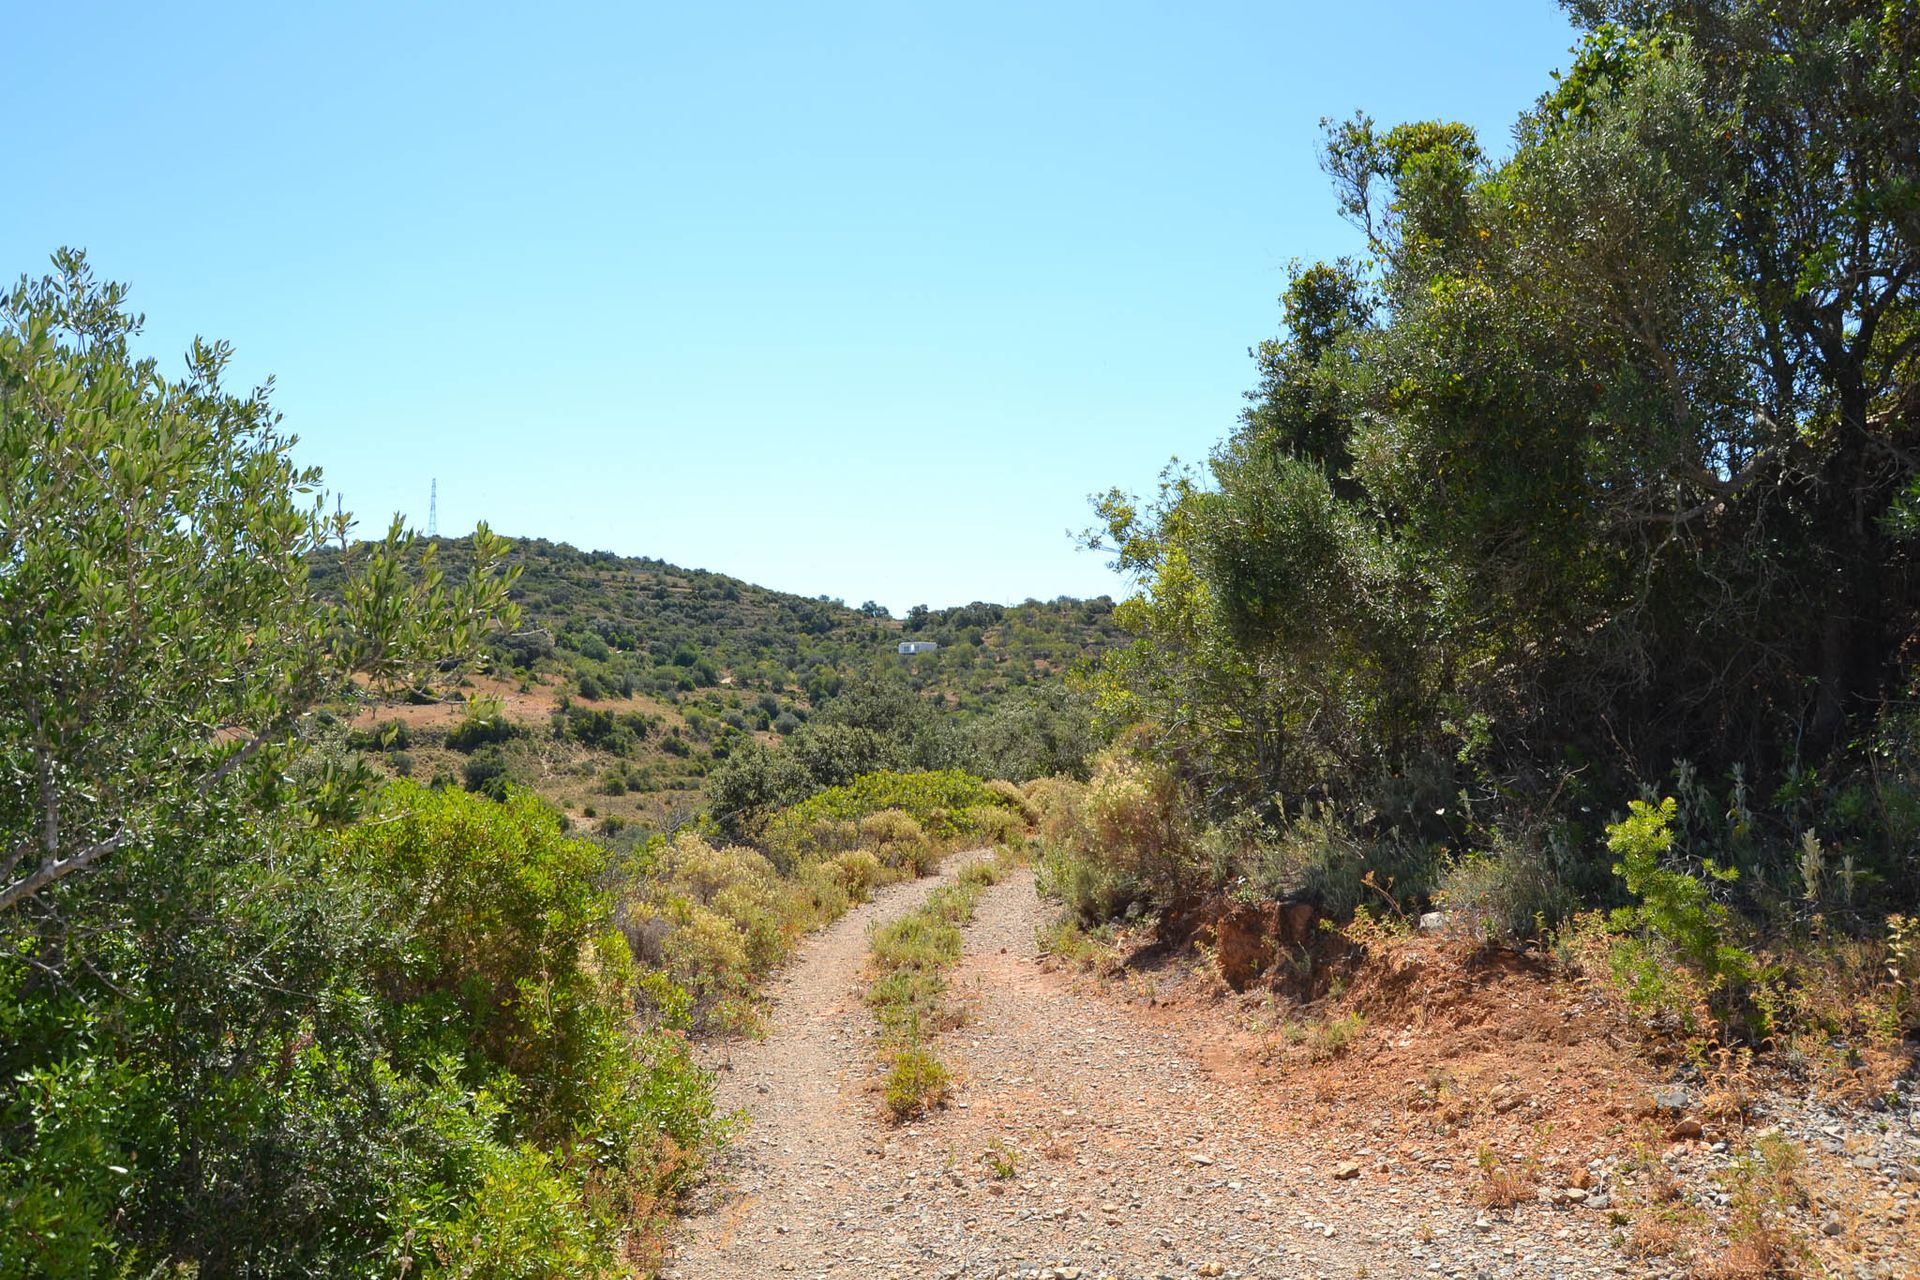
[6,2,1577,612]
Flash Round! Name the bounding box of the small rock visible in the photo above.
[1648,1085,1692,1115]
[1822,1215,1844,1237]
[1198,1264,1225,1278]
[1667,1119,1704,1142]
[1332,1161,1361,1181]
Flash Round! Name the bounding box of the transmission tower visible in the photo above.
[427,479,438,538]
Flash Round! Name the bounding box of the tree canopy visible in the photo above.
[1094,0,1919,922]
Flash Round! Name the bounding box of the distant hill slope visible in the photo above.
[311,534,1123,832]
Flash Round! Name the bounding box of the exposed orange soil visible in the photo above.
[1130,934,1660,1176]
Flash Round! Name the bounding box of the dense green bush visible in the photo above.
[1604,797,1761,1028]
[1070,0,1920,962]
[462,744,514,799]
[349,717,414,751]
[772,769,1013,833]
[761,769,1025,869]
[1,783,725,1278]
[962,683,1103,782]
[0,261,719,1274]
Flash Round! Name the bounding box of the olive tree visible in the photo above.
[0,250,518,915]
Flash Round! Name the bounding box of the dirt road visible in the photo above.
[666,867,1635,1280]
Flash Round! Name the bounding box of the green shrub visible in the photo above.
[615,833,833,1032]
[1606,797,1761,1028]
[772,770,1016,840]
[857,808,934,873]
[1034,753,1194,922]
[339,785,718,1155]
[461,744,513,799]
[0,782,723,1276]
[445,697,518,751]
[869,911,963,976]
[957,857,1007,888]
[959,803,1027,847]
[349,717,413,751]
[1024,776,1088,863]
[882,1048,951,1120]
[822,848,885,900]
[985,777,1040,824]
[761,769,1025,870]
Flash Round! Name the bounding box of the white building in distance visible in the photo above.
[897,640,939,655]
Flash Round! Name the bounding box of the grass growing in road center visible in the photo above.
[865,854,1011,1119]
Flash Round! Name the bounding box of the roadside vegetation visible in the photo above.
[0,257,1043,1274]
[613,774,1031,1038]
[1045,0,1919,1081]
[1013,3,1918,1269]
[0,260,729,1276]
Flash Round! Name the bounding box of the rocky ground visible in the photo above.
[665,863,1918,1278]
[670,868,1670,1279]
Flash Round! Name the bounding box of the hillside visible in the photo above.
[314,534,1123,831]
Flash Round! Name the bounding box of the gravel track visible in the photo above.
[666,867,1636,1280]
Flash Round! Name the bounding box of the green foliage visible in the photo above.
[881,1048,951,1120]
[959,683,1103,782]
[706,739,815,843]
[757,769,1026,871]
[1075,0,1920,956]
[616,833,810,1032]
[1607,798,1760,1017]
[773,769,1015,836]
[0,250,519,914]
[446,696,520,751]
[462,744,514,799]
[350,717,414,752]
[1033,753,1198,923]
[338,786,627,1126]
[611,827,933,1036]
[1435,821,1583,944]
[0,257,724,1273]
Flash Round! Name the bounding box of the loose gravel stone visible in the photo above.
[665,866,1640,1279]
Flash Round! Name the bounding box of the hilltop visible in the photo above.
[312,534,1123,831]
